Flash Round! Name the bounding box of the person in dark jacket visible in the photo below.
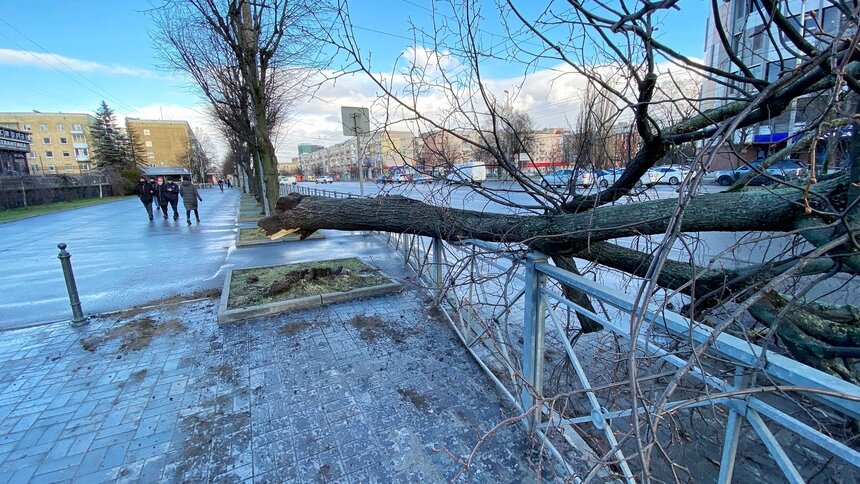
[134,177,155,221]
[179,180,203,224]
[149,178,159,207]
[159,177,181,220]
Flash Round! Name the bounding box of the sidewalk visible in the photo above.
[0,203,555,482]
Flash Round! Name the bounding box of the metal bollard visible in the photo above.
[57,243,87,327]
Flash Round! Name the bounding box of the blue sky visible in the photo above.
[0,0,710,160]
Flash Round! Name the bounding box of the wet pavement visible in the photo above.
[0,188,239,330]
[0,190,556,482]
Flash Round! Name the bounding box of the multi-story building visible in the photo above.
[300,130,416,179]
[701,1,847,169]
[125,118,196,169]
[0,112,96,175]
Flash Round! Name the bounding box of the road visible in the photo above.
[0,188,239,330]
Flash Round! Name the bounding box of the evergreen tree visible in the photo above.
[90,101,139,193]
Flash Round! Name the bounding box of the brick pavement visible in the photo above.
[0,273,558,482]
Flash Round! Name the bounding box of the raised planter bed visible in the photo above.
[217,258,402,323]
[235,227,325,247]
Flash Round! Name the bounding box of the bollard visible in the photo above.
[57,243,87,327]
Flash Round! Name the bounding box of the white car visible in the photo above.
[640,166,689,186]
[279,176,297,185]
[315,175,334,184]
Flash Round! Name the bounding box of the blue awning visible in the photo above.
[752,132,788,144]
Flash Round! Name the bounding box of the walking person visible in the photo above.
[159,177,181,220]
[149,178,159,208]
[180,179,203,225]
[218,179,224,192]
[154,177,169,219]
[134,177,155,221]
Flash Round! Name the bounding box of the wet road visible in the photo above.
[0,188,239,330]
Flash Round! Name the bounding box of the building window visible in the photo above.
[28,151,35,159]
[143,129,151,136]
[39,123,48,131]
[72,134,86,143]
[72,123,83,131]
[80,164,91,171]
[56,124,64,132]
[74,148,89,158]
[48,164,56,171]
[145,141,153,147]
[62,151,70,157]
[147,152,155,159]
[31,164,40,173]
[43,137,51,144]
[45,151,54,158]
[23,123,31,131]
[60,137,68,144]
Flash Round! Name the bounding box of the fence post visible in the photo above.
[402,234,411,266]
[57,243,87,327]
[433,237,443,289]
[522,251,547,428]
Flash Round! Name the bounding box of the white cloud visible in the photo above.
[0,48,160,78]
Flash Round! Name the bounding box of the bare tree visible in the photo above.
[150,0,325,211]
[258,0,860,480]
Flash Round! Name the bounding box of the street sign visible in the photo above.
[340,106,370,136]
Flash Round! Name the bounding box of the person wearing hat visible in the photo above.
[180,179,203,224]
[158,177,181,220]
[134,176,156,221]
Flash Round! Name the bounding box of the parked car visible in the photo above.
[540,169,573,188]
[393,174,413,182]
[713,160,806,186]
[278,175,297,185]
[413,173,433,183]
[540,169,595,188]
[594,168,626,187]
[641,166,689,186]
[315,175,334,184]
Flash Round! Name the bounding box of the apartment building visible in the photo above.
[701,1,847,169]
[301,130,415,179]
[0,112,96,175]
[125,118,196,169]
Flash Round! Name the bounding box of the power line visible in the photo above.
[0,16,140,113]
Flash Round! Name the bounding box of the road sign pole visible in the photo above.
[354,114,365,197]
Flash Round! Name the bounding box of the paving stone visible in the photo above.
[0,234,551,483]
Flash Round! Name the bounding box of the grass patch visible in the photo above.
[227,258,390,309]
[237,227,324,244]
[0,196,128,223]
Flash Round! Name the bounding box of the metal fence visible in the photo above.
[0,175,112,210]
[289,187,860,482]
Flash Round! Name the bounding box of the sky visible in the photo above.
[0,0,710,164]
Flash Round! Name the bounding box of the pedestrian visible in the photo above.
[134,177,155,221]
[218,179,224,192]
[180,179,203,225]
[226,178,232,188]
[159,177,181,220]
[155,177,168,219]
[149,178,159,208]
